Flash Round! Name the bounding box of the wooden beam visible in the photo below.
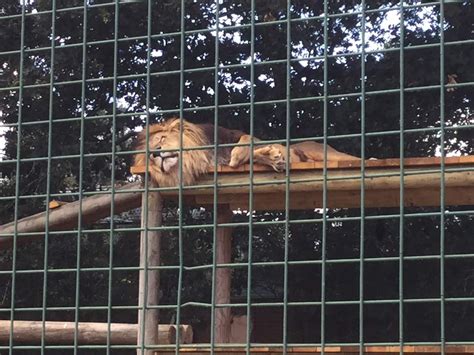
[0,320,192,345]
[137,180,162,354]
[0,181,143,248]
[175,169,474,196]
[177,167,474,209]
[194,187,474,210]
[215,206,233,343]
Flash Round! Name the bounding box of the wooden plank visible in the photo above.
[158,170,474,197]
[194,187,474,210]
[130,156,474,175]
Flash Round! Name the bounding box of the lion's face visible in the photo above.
[134,118,211,186]
[148,129,181,173]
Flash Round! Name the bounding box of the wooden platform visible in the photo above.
[131,156,474,210]
[131,156,474,175]
[156,344,474,354]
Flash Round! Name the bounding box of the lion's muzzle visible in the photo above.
[149,148,179,173]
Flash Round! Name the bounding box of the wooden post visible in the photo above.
[137,180,162,354]
[215,206,233,344]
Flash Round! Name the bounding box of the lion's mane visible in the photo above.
[134,118,246,186]
[133,119,212,186]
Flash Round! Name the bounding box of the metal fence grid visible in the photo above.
[0,0,474,354]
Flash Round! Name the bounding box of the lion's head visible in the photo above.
[133,118,212,186]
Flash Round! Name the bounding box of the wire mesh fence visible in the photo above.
[0,0,474,354]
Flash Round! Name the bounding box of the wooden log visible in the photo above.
[0,181,143,248]
[215,206,233,343]
[0,320,192,344]
[137,180,162,355]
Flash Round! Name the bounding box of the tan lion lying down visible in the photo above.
[134,118,359,186]
[229,135,359,172]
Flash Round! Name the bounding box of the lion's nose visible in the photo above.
[151,147,161,158]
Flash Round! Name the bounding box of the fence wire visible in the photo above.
[0,1,473,354]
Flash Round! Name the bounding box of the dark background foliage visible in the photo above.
[1,0,474,353]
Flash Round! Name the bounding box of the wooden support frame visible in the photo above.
[2,156,474,248]
[132,156,474,210]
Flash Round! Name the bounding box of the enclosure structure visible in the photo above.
[1,156,474,353]
[1,0,474,354]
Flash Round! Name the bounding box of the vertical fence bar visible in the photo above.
[209,0,219,348]
[137,0,160,353]
[106,0,120,353]
[359,1,367,353]
[439,0,446,353]
[282,0,292,353]
[8,3,26,355]
[175,0,186,353]
[321,0,330,352]
[137,0,156,354]
[398,2,405,354]
[212,3,234,348]
[246,0,256,353]
[73,0,89,353]
[41,1,57,352]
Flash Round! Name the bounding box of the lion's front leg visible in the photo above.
[229,134,256,168]
[229,136,298,171]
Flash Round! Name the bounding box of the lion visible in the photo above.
[134,118,360,186]
[229,136,360,172]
